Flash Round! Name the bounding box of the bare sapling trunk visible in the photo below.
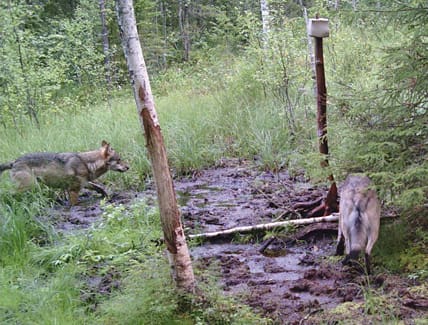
[299,0,316,95]
[189,214,340,240]
[260,0,270,47]
[99,0,112,89]
[335,0,340,11]
[178,0,190,61]
[190,214,395,241]
[115,0,195,293]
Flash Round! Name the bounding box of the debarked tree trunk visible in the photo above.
[115,0,195,294]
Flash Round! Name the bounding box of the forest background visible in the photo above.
[0,0,426,323]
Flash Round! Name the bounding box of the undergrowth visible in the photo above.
[0,193,269,324]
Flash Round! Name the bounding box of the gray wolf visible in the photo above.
[0,140,129,205]
[335,175,381,274]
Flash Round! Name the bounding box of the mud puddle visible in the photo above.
[50,158,427,324]
[175,159,427,324]
[192,236,363,324]
[43,190,141,232]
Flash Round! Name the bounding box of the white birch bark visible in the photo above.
[115,0,195,293]
[178,0,190,61]
[189,214,395,240]
[99,0,111,88]
[335,0,340,11]
[189,214,340,240]
[299,0,316,96]
[260,0,270,46]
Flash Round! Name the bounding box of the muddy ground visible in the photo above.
[52,159,427,324]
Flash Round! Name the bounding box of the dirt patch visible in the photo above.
[51,158,427,323]
[177,159,325,235]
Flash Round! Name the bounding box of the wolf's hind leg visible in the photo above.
[336,233,345,256]
[11,170,36,191]
[364,228,379,275]
[364,253,371,275]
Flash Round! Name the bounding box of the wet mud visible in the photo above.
[52,159,427,324]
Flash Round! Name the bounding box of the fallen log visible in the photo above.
[188,214,396,240]
[188,214,339,240]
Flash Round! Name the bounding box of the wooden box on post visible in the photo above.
[308,18,329,38]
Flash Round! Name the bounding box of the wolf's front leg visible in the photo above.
[87,181,108,198]
[69,191,79,206]
[335,225,345,256]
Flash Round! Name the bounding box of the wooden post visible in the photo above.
[308,18,338,216]
[314,36,329,167]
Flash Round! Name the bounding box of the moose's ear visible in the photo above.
[101,140,109,147]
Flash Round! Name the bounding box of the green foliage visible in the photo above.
[0,0,116,128]
[313,3,428,210]
[0,200,165,324]
[374,219,428,277]
[0,195,267,324]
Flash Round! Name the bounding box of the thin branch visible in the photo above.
[188,214,397,240]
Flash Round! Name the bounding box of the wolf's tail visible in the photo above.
[0,162,13,175]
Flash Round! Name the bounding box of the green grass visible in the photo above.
[0,194,268,324]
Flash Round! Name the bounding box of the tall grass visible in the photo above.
[0,56,299,181]
[0,189,54,263]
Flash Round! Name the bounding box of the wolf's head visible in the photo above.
[101,140,130,173]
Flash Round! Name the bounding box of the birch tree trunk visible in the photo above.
[260,0,270,47]
[159,0,167,68]
[99,0,111,89]
[335,0,340,11]
[299,0,316,96]
[178,0,190,61]
[115,0,195,294]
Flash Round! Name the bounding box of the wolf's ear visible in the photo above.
[101,141,111,158]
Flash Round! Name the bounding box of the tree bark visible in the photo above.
[311,34,338,217]
[115,0,195,294]
[299,0,316,95]
[189,214,395,240]
[189,214,340,240]
[99,0,112,89]
[178,0,190,61]
[314,37,329,165]
[260,0,270,47]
